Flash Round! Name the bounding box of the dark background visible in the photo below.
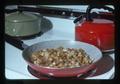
[1,0,119,84]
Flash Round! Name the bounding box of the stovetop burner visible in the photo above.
[27,55,114,79]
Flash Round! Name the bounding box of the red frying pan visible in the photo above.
[5,34,102,77]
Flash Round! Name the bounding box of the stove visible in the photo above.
[5,16,115,79]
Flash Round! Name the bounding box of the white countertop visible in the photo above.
[5,16,115,79]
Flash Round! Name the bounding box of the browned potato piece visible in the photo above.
[31,47,93,68]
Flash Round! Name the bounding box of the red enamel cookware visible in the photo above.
[5,34,102,78]
[74,5,114,52]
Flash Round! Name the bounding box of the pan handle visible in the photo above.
[5,34,28,50]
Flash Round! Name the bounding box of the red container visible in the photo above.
[74,5,114,52]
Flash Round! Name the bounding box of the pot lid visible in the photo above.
[5,11,38,22]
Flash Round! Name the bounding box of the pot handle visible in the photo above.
[86,5,114,21]
[73,15,85,24]
[5,34,28,50]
